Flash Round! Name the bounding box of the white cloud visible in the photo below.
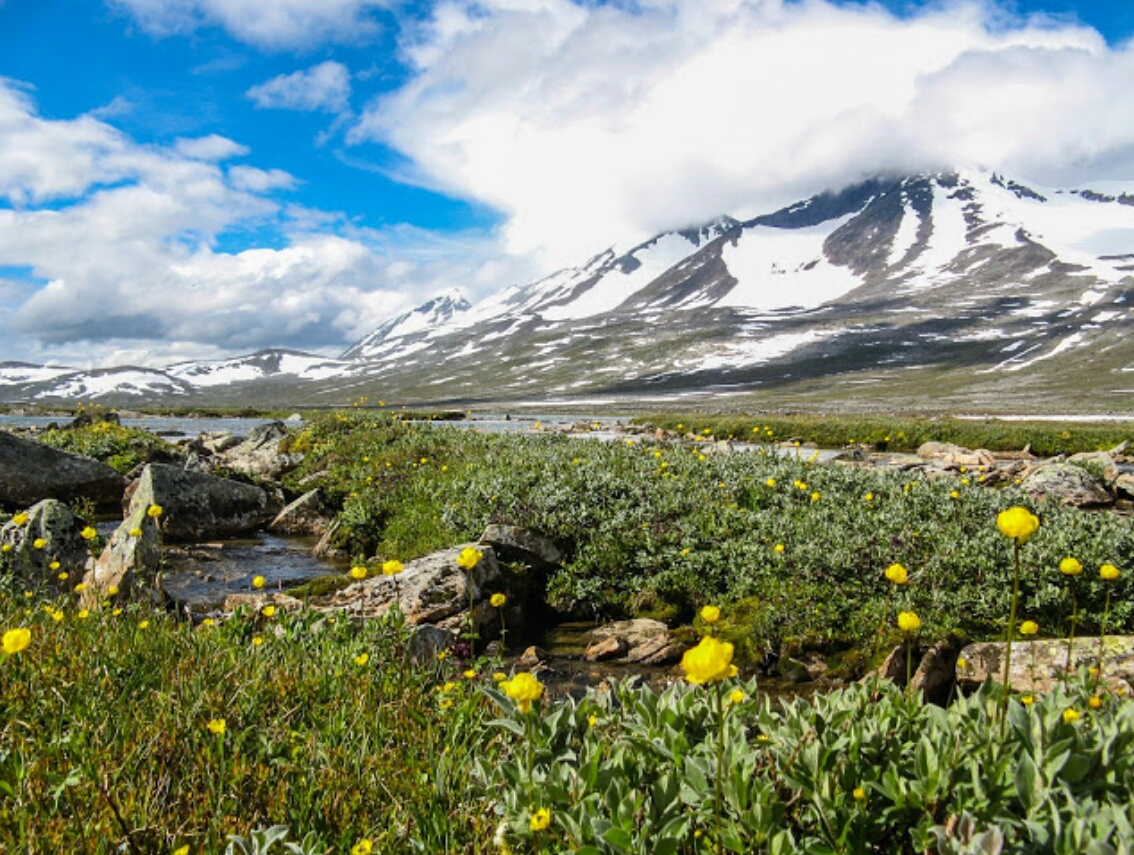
[350,0,1131,266]
[0,78,494,366]
[246,61,352,113]
[109,0,394,49]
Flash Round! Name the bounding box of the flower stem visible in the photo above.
[714,681,725,855]
[1064,576,1078,679]
[999,540,1022,738]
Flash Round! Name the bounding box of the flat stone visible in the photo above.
[957,636,1134,694]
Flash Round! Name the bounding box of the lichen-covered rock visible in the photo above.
[79,502,163,608]
[0,499,92,590]
[126,463,280,543]
[0,430,125,510]
[916,442,995,468]
[957,636,1134,694]
[480,524,562,567]
[581,619,686,665]
[217,422,303,481]
[1022,462,1113,508]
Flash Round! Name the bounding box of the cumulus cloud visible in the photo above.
[0,78,482,365]
[247,61,352,113]
[351,0,1131,265]
[109,0,395,49]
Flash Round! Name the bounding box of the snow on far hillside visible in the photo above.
[716,218,861,311]
[903,178,970,287]
[887,198,921,268]
[40,370,184,399]
[0,364,76,385]
[676,330,829,371]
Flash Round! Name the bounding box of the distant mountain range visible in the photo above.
[4,169,1134,413]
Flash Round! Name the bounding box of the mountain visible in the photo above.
[4,169,1134,413]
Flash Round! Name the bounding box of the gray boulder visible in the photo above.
[0,430,125,510]
[1022,462,1113,508]
[126,463,280,543]
[268,488,335,538]
[916,442,995,468]
[216,422,303,481]
[79,500,163,608]
[0,499,92,590]
[480,524,562,567]
[957,636,1134,694]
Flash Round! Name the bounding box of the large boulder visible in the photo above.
[1022,462,1113,508]
[583,619,686,665]
[957,637,1134,694]
[0,430,125,510]
[0,499,92,590]
[916,442,995,468]
[79,501,163,608]
[126,463,280,543]
[479,524,562,568]
[268,488,335,538]
[216,422,303,482]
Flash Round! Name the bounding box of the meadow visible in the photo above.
[2,409,1133,852]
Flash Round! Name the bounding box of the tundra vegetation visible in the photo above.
[2,409,1133,852]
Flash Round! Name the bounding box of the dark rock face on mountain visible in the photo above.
[4,169,1133,411]
[0,431,125,510]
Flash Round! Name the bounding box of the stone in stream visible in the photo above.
[583,619,687,665]
[125,463,280,543]
[0,430,125,510]
[268,488,335,538]
[0,499,92,591]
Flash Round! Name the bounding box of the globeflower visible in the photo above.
[206,718,226,736]
[700,604,721,624]
[1062,708,1080,725]
[129,527,143,538]
[252,575,265,589]
[80,526,97,541]
[885,563,908,585]
[1059,557,1083,576]
[32,538,46,550]
[2,627,31,655]
[996,507,1039,542]
[501,671,544,713]
[12,512,28,526]
[897,611,921,633]
[382,559,404,576]
[146,505,163,519]
[1019,620,1039,636]
[457,547,482,570]
[350,565,368,580]
[351,841,373,855]
[490,592,507,608]
[681,635,738,684]
[261,605,276,618]
[1101,563,1121,581]
[529,808,551,832]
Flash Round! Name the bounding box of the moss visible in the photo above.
[286,574,354,600]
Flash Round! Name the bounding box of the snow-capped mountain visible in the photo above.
[4,170,1134,412]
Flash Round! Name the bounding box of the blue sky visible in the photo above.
[2,0,1134,368]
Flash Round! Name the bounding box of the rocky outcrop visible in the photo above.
[956,636,1134,694]
[916,442,995,468]
[216,422,303,481]
[1022,462,1113,508]
[479,524,562,568]
[583,619,686,665]
[0,430,125,510]
[0,499,92,590]
[127,463,280,543]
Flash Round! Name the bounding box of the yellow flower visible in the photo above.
[381,559,404,576]
[456,547,482,570]
[76,609,89,619]
[50,609,64,622]
[492,672,507,682]
[949,491,959,500]
[1100,563,1121,581]
[173,846,190,855]
[996,507,1039,541]
[349,565,368,580]
[112,608,122,616]
[354,652,370,667]
[206,718,226,735]
[773,543,784,554]
[1089,696,1103,710]
[252,575,266,589]
[2,627,31,655]
[501,672,544,713]
[129,527,143,538]
[810,491,820,503]
[80,526,97,541]
[700,604,721,624]
[1062,708,1080,725]
[864,493,874,502]
[1021,694,1035,706]
[261,605,276,618]
[728,689,745,704]
[765,477,776,487]
[681,635,738,684]
[884,563,908,585]
[12,512,28,526]
[1,544,10,553]
[852,787,867,802]
[490,592,507,608]
[138,620,149,629]
[74,582,88,593]
[897,611,921,633]
[588,713,598,727]
[1059,557,1083,576]
[32,538,46,550]
[147,504,163,518]
[1019,620,1039,636]
[351,841,373,855]
[107,585,119,596]
[252,636,264,646]
[956,657,967,669]
[529,808,551,832]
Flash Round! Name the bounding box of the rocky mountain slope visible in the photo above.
[4,169,1133,412]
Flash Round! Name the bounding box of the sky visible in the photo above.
[2,0,1134,368]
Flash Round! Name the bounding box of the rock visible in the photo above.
[910,637,964,705]
[480,524,562,567]
[79,501,163,608]
[1114,473,1134,501]
[957,637,1134,694]
[584,636,628,662]
[127,463,281,543]
[0,499,92,590]
[0,430,126,510]
[221,592,305,613]
[516,646,545,668]
[408,624,455,663]
[873,643,919,686]
[916,442,995,468]
[312,518,349,560]
[583,619,686,665]
[1067,451,1119,482]
[216,421,303,482]
[1022,462,1113,508]
[268,488,335,537]
[319,544,503,635]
